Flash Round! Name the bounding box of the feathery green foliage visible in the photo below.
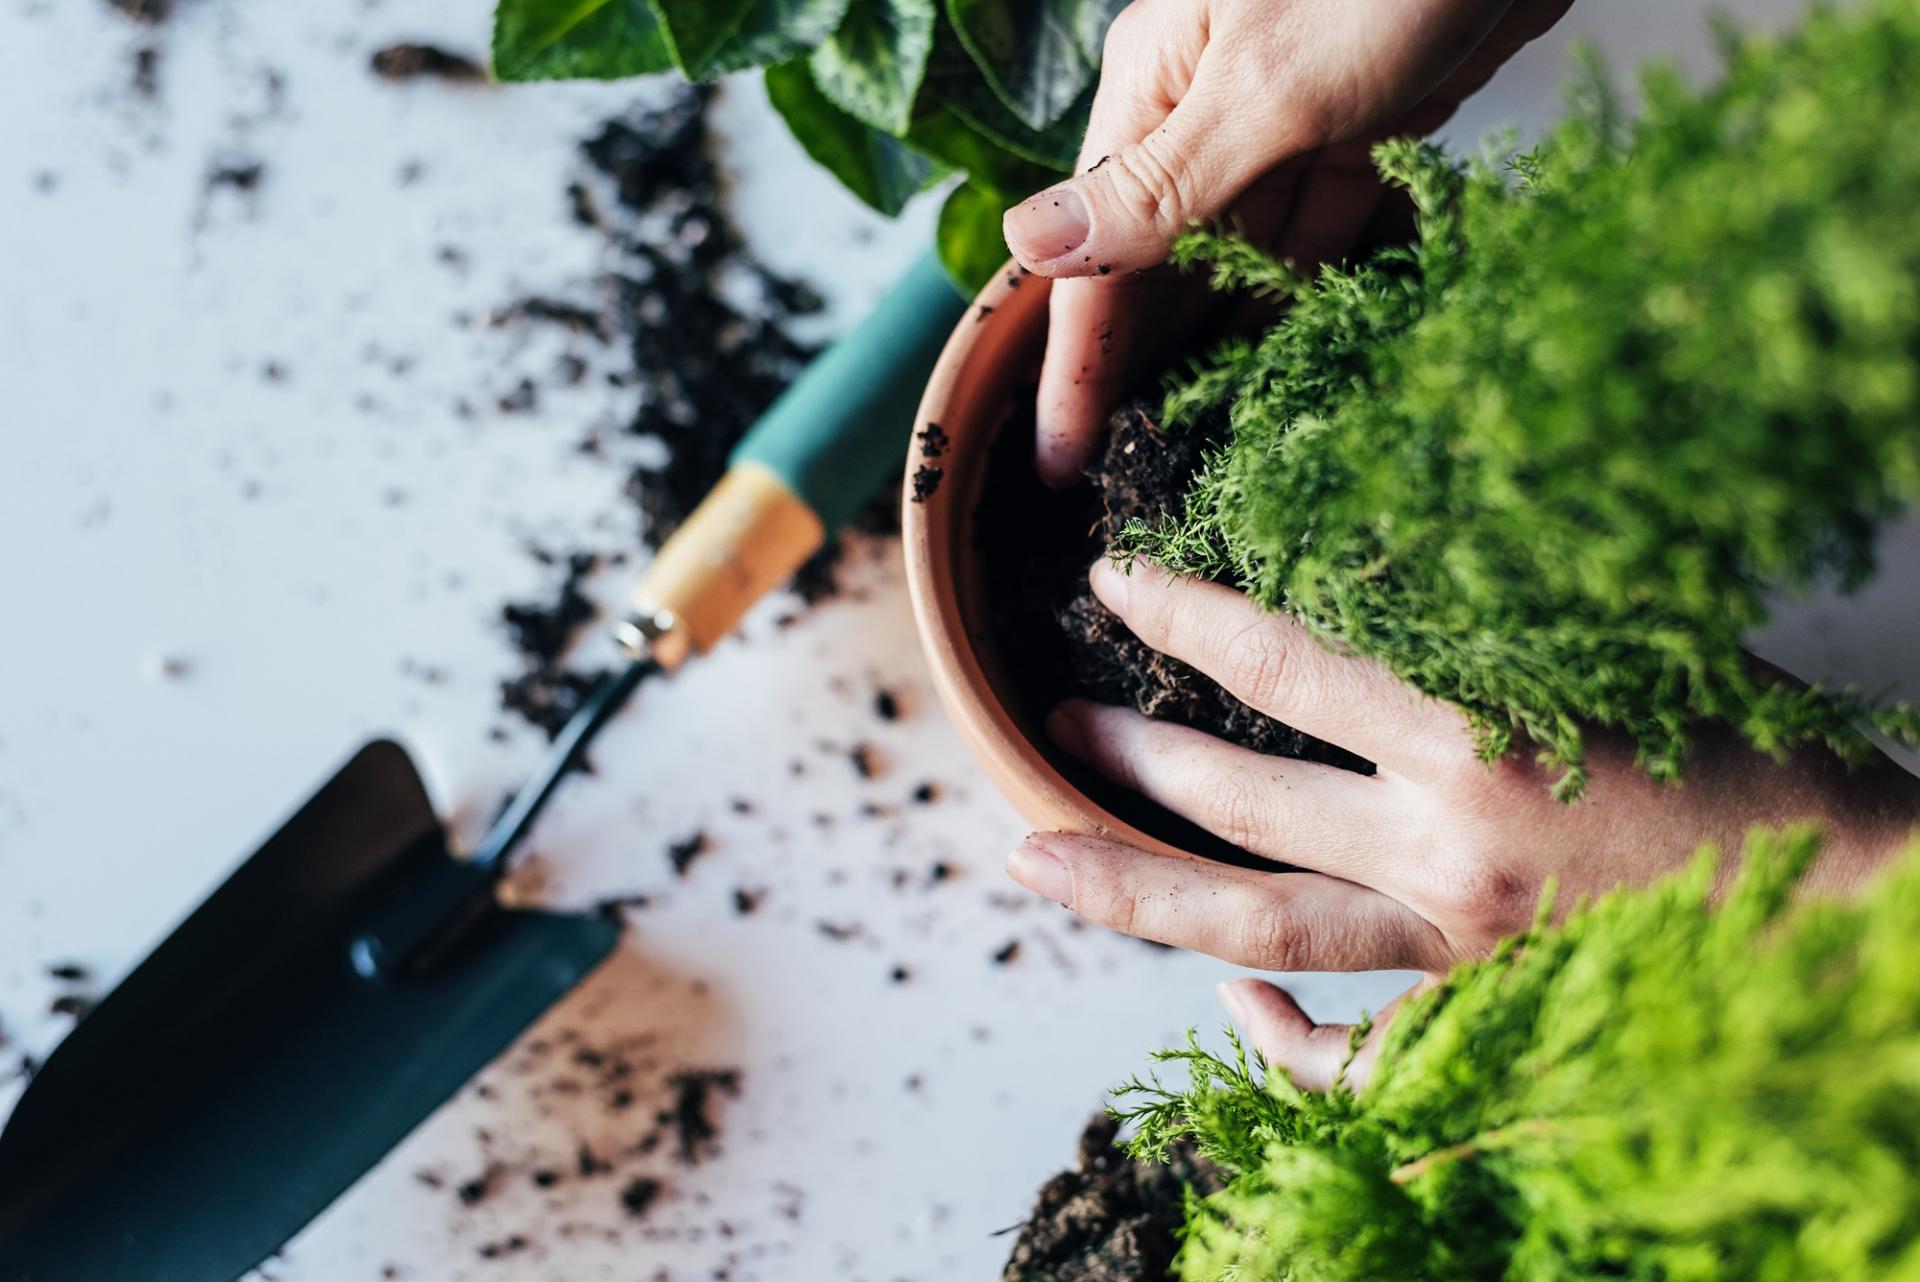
[1117,827,1920,1281]
[1124,2,1920,797]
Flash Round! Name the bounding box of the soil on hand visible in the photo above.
[981,397,1368,859]
[1001,1113,1217,1282]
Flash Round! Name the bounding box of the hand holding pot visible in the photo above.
[1006,560,1920,1089]
[1002,0,1571,487]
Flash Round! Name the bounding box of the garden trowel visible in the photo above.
[0,253,967,1282]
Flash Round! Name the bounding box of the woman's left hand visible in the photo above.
[1007,559,1920,1089]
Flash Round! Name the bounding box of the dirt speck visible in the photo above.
[370,42,485,83]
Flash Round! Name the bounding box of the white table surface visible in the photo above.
[1,1,1912,1279]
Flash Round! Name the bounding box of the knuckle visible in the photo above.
[1103,3,1144,54]
[1222,619,1291,710]
[1425,844,1536,939]
[1199,768,1267,852]
[1240,905,1314,973]
[1107,135,1200,239]
[1078,867,1142,937]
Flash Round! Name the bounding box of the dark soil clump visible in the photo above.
[489,87,894,733]
[662,1068,740,1164]
[980,397,1369,858]
[1001,1114,1217,1282]
[369,43,485,83]
[498,550,632,740]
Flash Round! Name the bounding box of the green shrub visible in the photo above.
[489,0,1125,288]
[1125,1,1920,797]
[1116,826,1920,1281]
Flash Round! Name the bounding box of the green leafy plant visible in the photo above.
[1117,825,1920,1280]
[1124,0,1920,797]
[490,0,1120,287]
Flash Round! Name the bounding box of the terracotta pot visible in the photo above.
[901,263,1188,859]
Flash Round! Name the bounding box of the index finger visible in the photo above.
[1090,559,1477,779]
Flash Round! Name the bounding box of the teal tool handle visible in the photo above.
[731,251,969,532]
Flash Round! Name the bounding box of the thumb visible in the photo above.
[1002,80,1283,277]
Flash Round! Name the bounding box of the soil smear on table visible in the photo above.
[1001,1113,1218,1282]
[978,396,1370,864]
[492,86,894,737]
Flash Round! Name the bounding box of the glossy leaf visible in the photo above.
[765,60,935,215]
[491,0,676,81]
[945,0,1125,130]
[652,0,760,78]
[699,0,853,76]
[908,103,1054,197]
[925,21,1087,171]
[809,0,937,134]
[935,179,1009,291]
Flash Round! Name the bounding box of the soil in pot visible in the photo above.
[978,396,1369,862]
[1000,1113,1218,1282]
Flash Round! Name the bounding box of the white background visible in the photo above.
[0,1,1913,1279]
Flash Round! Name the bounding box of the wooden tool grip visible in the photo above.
[628,462,825,665]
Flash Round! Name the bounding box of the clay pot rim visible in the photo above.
[900,261,1190,860]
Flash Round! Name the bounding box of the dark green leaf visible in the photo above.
[491,0,676,81]
[810,0,937,134]
[935,179,1009,291]
[945,0,1125,130]
[765,60,935,215]
[907,103,1054,197]
[700,0,852,76]
[652,0,759,78]
[925,21,1086,170]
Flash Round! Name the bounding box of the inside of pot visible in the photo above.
[963,389,1275,871]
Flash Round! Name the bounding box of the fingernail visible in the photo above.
[1216,980,1253,1027]
[1044,704,1089,759]
[1004,187,1090,264]
[1089,557,1128,614]
[1007,837,1075,908]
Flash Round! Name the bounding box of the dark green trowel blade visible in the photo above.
[0,739,619,1282]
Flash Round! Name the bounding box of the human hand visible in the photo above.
[1006,561,1920,1088]
[1002,0,1572,487]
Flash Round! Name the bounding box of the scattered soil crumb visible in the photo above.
[663,1069,740,1164]
[911,782,939,805]
[456,1166,498,1207]
[849,743,881,779]
[816,920,862,943]
[132,46,161,97]
[206,159,264,193]
[477,1234,529,1260]
[108,0,172,23]
[666,831,709,877]
[619,1175,662,1218]
[730,887,763,916]
[1001,1114,1217,1282]
[992,940,1021,966]
[873,689,901,721]
[369,42,485,83]
[910,464,944,503]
